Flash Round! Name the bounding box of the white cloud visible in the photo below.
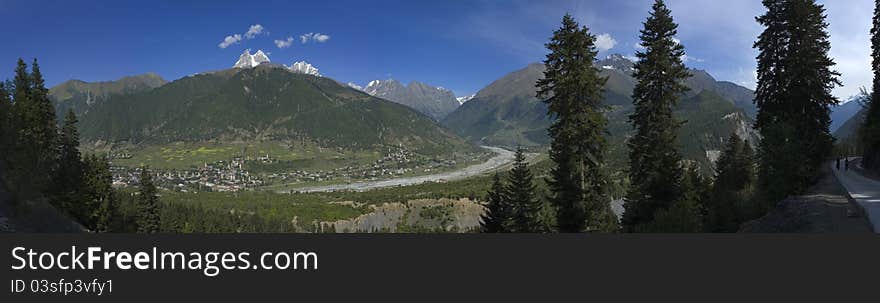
[218,24,266,49]
[218,34,242,49]
[595,33,617,51]
[300,32,331,44]
[274,37,294,49]
[245,24,265,39]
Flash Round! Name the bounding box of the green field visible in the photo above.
[109,141,383,170]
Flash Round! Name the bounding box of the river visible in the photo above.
[277,146,515,193]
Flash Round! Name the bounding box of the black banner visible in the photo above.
[1,234,878,302]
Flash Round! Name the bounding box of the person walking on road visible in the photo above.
[837,158,841,170]
[845,157,850,171]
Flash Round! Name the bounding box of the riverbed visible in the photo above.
[277,146,515,193]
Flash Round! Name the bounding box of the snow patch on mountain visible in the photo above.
[233,49,271,68]
[456,94,475,104]
[346,82,363,90]
[286,61,321,76]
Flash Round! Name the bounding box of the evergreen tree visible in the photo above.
[84,155,117,233]
[707,134,757,232]
[639,165,706,233]
[537,14,614,232]
[137,166,161,233]
[622,0,691,232]
[0,81,10,177]
[52,109,86,216]
[481,173,512,233]
[8,59,58,200]
[506,147,545,233]
[754,0,840,205]
[862,0,880,172]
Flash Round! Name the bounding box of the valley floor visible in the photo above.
[275,146,517,193]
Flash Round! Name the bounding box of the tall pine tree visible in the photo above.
[52,109,86,217]
[137,166,161,233]
[537,14,614,232]
[862,0,880,172]
[622,0,691,232]
[8,59,58,200]
[84,155,117,233]
[506,147,545,233]
[754,0,840,205]
[481,173,512,233]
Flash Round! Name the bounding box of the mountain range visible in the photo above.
[349,79,461,121]
[831,99,864,133]
[50,52,766,166]
[60,63,473,156]
[50,73,167,118]
[442,54,759,165]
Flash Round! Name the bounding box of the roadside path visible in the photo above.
[831,158,880,233]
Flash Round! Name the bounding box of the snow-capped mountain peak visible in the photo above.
[252,50,269,64]
[233,49,271,68]
[456,94,476,104]
[286,61,321,76]
[595,53,635,74]
[363,79,403,96]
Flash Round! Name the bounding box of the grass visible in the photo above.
[109,141,382,170]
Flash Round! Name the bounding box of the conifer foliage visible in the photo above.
[52,110,86,215]
[8,59,58,200]
[481,173,512,233]
[707,134,757,232]
[480,147,548,233]
[622,0,691,232]
[83,155,118,233]
[862,0,880,173]
[537,14,615,232]
[0,59,123,232]
[754,0,840,204]
[137,166,162,233]
[507,147,545,233]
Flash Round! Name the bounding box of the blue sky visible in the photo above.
[0,0,872,99]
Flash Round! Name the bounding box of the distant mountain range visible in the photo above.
[352,79,461,121]
[442,54,759,165]
[50,73,167,118]
[49,52,765,165]
[55,63,473,156]
[831,99,864,133]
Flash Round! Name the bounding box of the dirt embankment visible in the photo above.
[318,198,485,233]
[740,165,871,233]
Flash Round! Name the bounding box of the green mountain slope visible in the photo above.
[77,66,474,155]
[442,57,757,164]
[50,73,167,118]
